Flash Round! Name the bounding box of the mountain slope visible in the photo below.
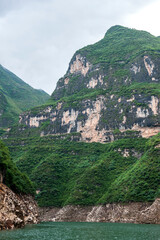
[0,140,34,195]
[0,140,38,230]
[0,65,49,128]
[3,26,160,208]
[4,134,160,207]
[15,25,160,142]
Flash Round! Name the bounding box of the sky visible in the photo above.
[0,0,160,95]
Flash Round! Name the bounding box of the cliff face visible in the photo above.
[39,199,160,224]
[0,183,38,230]
[16,26,160,143]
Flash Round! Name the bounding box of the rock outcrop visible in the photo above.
[0,183,38,230]
[39,199,160,224]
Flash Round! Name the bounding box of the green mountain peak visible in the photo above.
[105,25,128,35]
[104,25,153,37]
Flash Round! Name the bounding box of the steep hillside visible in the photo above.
[4,133,160,207]
[0,65,49,128]
[0,140,34,195]
[15,25,160,142]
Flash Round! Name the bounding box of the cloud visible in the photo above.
[0,0,158,94]
[126,0,160,36]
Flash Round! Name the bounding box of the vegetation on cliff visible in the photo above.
[0,140,35,195]
[78,25,160,65]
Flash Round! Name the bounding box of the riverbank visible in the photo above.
[39,198,160,224]
[1,181,159,230]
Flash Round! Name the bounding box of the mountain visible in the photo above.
[0,65,49,128]
[3,26,160,208]
[15,25,160,142]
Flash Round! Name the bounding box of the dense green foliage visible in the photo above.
[0,65,49,127]
[4,134,159,207]
[0,140,35,195]
[116,82,160,97]
[99,134,160,203]
[77,25,160,65]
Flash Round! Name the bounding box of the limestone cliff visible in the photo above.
[0,183,38,230]
[12,26,160,143]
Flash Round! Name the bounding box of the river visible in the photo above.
[0,222,160,240]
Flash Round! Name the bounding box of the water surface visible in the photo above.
[0,222,160,240]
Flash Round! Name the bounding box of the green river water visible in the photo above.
[0,222,159,240]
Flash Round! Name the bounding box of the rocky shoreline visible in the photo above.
[39,199,160,224]
[0,182,159,231]
[0,183,38,230]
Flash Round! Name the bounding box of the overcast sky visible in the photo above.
[0,0,160,95]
